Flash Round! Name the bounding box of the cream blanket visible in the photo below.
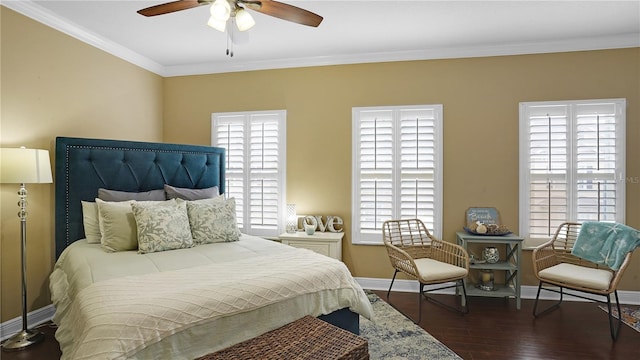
[60,249,372,360]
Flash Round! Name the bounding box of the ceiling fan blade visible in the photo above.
[246,0,323,27]
[137,0,209,17]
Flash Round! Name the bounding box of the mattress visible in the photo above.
[50,234,373,359]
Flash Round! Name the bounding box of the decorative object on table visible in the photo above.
[304,222,316,235]
[464,207,511,235]
[478,269,495,291]
[468,254,486,264]
[482,246,500,264]
[303,215,344,233]
[286,203,297,233]
[0,147,53,351]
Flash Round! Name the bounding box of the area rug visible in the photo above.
[598,305,640,333]
[361,290,461,359]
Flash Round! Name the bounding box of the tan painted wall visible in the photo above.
[164,48,640,290]
[0,7,163,322]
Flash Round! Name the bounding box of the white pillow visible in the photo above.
[187,197,241,244]
[96,199,138,252]
[132,200,194,254]
[81,201,101,244]
[96,198,176,252]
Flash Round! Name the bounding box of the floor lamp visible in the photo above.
[0,147,52,351]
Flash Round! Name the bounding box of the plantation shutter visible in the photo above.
[212,111,286,236]
[248,115,281,232]
[525,105,569,238]
[352,105,442,244]
[520,99,625,241]
[358,110,394,234]
[213,115,246,230]
[399,108,437,227]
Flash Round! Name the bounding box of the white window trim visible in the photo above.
[351,104,443,245]
[518,98,626,248]
[211,110,287,237]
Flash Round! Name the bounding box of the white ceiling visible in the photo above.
[5,1,640,77]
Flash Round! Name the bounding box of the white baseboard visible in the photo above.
[2,280,638,341]
[355,277,640,305]
[0,305,56,342]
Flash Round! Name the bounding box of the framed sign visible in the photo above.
[466,207,501,227]
[464,207,511,235]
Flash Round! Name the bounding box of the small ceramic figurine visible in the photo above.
[475,221,487,234]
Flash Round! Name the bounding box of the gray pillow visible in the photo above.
[164,184,219,200]
[98,188,165,201]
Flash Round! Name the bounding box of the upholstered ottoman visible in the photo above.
[196,315,369,360]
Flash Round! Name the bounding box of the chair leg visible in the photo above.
[607,291,623,341]
[420,280,468,316]
[387,270,399,299]
[533,281,564,318]
[460,279,469,314]
[385,270,422,324]
[417,283,425,324]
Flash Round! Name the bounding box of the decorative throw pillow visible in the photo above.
[187,197,241,244]
[132,200,194,254]
[96,199,138,252]
[164,184,219,201]
[98,188,165,201]
[81,201,101,244]
[96,198,177,252]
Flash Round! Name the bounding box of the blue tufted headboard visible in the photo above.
[55,137,225,258]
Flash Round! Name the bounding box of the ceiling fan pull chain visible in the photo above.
[228,22,235,57]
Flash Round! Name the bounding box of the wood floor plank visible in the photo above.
[1,291,638,359]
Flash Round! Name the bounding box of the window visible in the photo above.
[212,110,286,237]
[519,99,626,246]
[352,105,443,244]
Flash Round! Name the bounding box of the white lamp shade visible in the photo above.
[208,15,227,32]
[235,9,255,31]
[210,0,231,21]
[0,148,53,184]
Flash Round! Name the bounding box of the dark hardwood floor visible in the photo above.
[2,291,638,359]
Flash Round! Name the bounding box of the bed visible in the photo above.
[51,137,373,360]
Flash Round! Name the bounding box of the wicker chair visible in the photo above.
[382,219,469,323]
[532,222,636,340]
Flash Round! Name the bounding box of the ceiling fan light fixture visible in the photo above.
[235,9,255,31]
[207,15,227,32]
[210,0,231,21]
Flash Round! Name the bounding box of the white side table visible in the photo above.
[278,232,344,260]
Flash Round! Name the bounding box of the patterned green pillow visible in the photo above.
[132,200,194,254]
[187,197,241,244]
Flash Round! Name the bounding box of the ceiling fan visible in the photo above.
[138,0,323,32]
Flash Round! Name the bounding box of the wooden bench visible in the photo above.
[196,315,369,360]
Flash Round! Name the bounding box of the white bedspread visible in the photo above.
[50,235,373,360]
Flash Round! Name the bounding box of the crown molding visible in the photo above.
[163,33,640,77]
[4,1,639,78]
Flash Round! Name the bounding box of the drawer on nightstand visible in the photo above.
[284,241,332,257]
[278,232,344,260]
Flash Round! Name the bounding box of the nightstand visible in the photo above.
[278,232,344,260]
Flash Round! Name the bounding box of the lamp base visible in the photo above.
[1,329,44,351]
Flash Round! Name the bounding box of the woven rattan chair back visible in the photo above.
[382,219,434,262]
